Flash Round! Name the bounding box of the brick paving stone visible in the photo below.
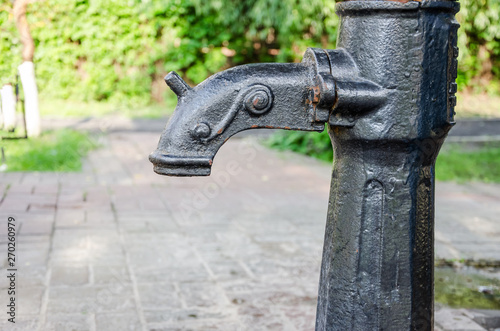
[59,173,96,187]
[33,184,59,195]
[50,264,89,286]
[282,306,317,330]
[0,315,39,331]
[144,307,236,327]
[47,285,136,314]
[15,233,51,245]
[16,248,50,267]
[58,188,84,199]
[81,217,116,230]
[0,183,8,197]
[7,184,34,194]
[55,210,86,228]
[18,266,47,287]
[95,311,142,331]
[56,201,86,211]
[85,186,110,201]
[126,246,202,269]
[90,257,128,271]
[19,220,53,236]
[0,196,29,212]
[237,305,295,331]
[436,182,500,261]
[28,203,57,213]
[133,266,211,284]
[50,249,91,264]
[225,283,316,309]
[92,264,131,285]
[1,192,58,213]
[118,218,178,234]
[51,228,88,250]
[138,283,182,310]
[146,323,241,331]
[89,251,127,267]
[17,286,45,316]
[469,309,500,330]
[178,282,230,308]
[435,307,486,331]
[15,212,54,223]
[204,260,250,281]
[83,187,113,212]
[85,210,115,222]
[43,314,91,331]
[37,173,62,184]
[20,173,43,185]
[2,172,25,184]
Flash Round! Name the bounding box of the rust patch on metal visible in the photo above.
[312,85,321,103]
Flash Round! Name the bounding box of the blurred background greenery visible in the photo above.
[1,0,500,179]
[1,0,338,114]
[1,0,499,117]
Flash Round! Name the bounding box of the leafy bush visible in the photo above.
[0,3,21,84]
[267,128,333,162]
[0,0,337,107]
[456,0,500,93]
[0,0,498,107]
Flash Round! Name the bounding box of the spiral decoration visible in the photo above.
[243,85,273,115]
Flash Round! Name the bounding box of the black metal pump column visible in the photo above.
[150,1,460,330]
[316,2,460,330]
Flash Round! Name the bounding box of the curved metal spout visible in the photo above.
[150,47,385,176]
[150,48,340,176]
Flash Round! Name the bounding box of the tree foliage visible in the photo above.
[0,0,337,105]
[0,0,498,106]
[456,0,500,93]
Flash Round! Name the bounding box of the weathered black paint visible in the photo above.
[150,1,459,330]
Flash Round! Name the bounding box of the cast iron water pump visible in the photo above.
[150,0,460,329]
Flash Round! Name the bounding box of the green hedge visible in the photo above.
[0,0,498,106]
[267,128,333,162]
[456,0,500,93]
[0,0,337,106]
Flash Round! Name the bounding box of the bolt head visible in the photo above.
[193,122,211,139]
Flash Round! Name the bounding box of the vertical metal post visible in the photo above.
[315,1,459,330]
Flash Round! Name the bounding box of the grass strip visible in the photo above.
[1,129,97,172]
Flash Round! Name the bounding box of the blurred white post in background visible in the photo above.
[14,0,41,137]
[0,84,17,131]
[18,62,40,137]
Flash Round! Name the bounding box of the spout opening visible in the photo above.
[149,151,212,177]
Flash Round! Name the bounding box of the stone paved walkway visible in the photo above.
[0,131,499,330]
